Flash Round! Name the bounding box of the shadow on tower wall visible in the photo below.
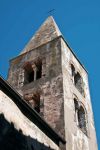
[0,113,54,150]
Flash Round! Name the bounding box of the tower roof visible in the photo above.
[20,16,62,54]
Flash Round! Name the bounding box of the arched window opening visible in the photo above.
[74,98,79,110]
[23,59,42,85]
[24,62,34,84]
[35,61,42,80]
[74,99,87,135]
[78,106,87,134]
[74,72,82,88]
[24,92,40,113]
[74,72,84,96]
[71,64,85,97]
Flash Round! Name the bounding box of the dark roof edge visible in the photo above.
[0,76,66,146]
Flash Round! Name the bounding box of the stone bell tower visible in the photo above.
[8,16,98,150]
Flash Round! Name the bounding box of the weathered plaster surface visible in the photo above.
[61,38,98,150]
[0,90,59,150]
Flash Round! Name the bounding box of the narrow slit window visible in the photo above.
[28,71,34,83]
[71,64,75,77]
[36,61,42,80]
[24,62,34,84]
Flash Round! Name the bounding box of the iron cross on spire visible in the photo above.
[47,9,55,16]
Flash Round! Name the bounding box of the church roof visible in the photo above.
[0,76,66,146]
[20,16,62,55]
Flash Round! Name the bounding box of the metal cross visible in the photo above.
[47,9,55,16]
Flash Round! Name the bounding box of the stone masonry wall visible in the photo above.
[61,38,98,150]
[8,37,65,141]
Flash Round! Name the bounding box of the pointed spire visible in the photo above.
[20,16,62,55]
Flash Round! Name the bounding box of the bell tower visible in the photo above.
[8,16,98,150]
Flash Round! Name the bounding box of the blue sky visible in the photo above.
[0,0,100,148]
